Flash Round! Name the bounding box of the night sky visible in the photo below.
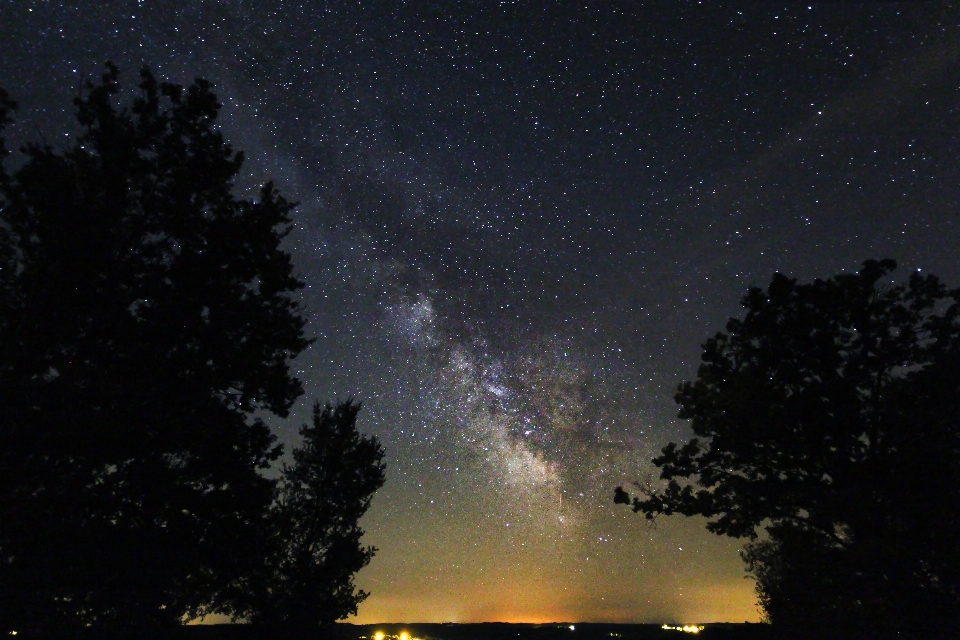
[2,0,959,625]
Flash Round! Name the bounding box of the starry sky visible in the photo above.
[2,0,959,625]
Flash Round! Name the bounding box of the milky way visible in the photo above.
[2,1,959,624]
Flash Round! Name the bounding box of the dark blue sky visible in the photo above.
[2,1,958,623]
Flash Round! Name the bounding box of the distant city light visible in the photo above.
[370,632,423,640]
[661,624,705,634]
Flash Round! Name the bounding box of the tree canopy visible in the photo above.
[616,259,960,638]
[245,400,386,629]
[0,64,311,633]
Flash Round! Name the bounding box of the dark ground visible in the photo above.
[55,622,773,640]
[338,623,773,640]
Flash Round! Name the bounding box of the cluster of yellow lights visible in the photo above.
[372,632,420,640]
[661,624,705,634]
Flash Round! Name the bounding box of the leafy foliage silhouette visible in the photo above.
[244,400,386,629]
[0,64,311,633]
[616,260,960,638]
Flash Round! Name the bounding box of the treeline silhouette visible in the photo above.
[0,65,384,637]
[618,259,960,639]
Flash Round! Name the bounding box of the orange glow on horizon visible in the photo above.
[350,577,760,626]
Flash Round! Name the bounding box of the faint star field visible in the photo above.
[2,0,959,624]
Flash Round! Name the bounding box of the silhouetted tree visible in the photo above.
[616,260,960,639]
[244,400,386,629]
[0,64,310,634]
